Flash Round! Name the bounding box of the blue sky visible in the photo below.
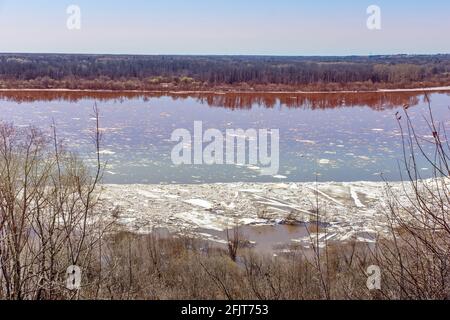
[0,0,449,55]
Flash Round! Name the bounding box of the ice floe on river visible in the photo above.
[95,180,421,249]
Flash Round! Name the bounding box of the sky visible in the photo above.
[0,0,449,56]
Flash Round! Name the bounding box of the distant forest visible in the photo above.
[1,53,450,91]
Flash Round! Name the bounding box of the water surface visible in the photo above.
[0,90,448,184]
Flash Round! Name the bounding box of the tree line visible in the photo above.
[1,53,450,90]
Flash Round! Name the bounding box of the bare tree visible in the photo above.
[371,94,450,299]
[0,104,105,300]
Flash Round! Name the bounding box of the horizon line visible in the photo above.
[1,52,450,57]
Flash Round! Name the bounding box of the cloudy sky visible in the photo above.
[0,0,449,55]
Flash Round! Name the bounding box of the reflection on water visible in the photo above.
[0,90,449,184]
[0,90,439,110]
[200,224,310,254]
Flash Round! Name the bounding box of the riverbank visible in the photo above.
[1,85,450,95]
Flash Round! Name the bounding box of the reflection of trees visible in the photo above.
[192,92,424,110]
[0,91,142,104]
[0,90,439,110]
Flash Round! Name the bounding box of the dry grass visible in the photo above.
[77,232,374,300]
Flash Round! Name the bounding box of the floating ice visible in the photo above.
[296,139,316,145]
[273,175,287,179]
[99,150,116,155]
[184,199,213,209]
[96,180,445,250]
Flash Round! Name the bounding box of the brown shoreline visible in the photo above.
[1,85,450,95]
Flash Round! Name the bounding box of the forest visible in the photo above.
[1,53,450,91]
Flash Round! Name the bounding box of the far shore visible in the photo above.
[1,85,450,95]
